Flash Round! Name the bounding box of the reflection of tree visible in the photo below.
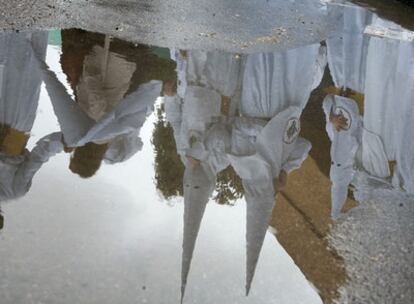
[152,104,244,205]
[152,106,185,199]
[213,166,244,205]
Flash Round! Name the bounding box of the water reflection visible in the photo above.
[0,4,413,303]
[41,29,176,178]
[173,43,327,298]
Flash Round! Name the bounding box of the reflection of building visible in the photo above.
[269,71,358,304]
[352,0,414,31]
[60,29,176,98]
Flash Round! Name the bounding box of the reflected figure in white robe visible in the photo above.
[39,54,162,177]
[323,91,391,218]
[228,106,311,295]
[0,32,63,210]
[180,49,242,149]
[164,65,234,302]
[229,43,323,294]
[179,122,232,302]
[44,60,161,177]
[363,17,414,194]
[165,48,241,155]
[37,30,176,178]
[323,95,363,219]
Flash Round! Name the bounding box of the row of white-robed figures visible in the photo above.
[164,7,414,301]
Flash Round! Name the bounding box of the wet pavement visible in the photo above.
[0,1,414,304]
[1,0,344,53]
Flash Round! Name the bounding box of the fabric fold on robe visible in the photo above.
[40,56,161,164]
[240,44,327,118]
[326,5,373,93]
[1,132,63,203]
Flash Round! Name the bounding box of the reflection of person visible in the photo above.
[165,49,240,176]
[0,32,47,137]
[363,17,414,194]
[228,107,311,294]
[323,92,391,218]
[0,32,63,205]
[179,121,232,302]
[41,59,162,178]
[164,49,240,302]
[323,94,362,219]
[38,30,177,177]
[227,43,324,294]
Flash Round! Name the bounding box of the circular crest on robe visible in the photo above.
[333,106,352,130]
[283,117,301,144]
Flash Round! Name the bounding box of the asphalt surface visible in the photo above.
[1,0,413,52]
[330,175,414,304]
[1,0,342,53]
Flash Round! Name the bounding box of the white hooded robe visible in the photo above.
[178,120,232,302]
[240,43,327,118]
[363,17,414,193]
[0,32,48,132]
[323,95,362,219]
[40,58,161,164]
[0,32,62,203]
[364,17,414,161]
[228,106,311,294]
[326,6,373,93]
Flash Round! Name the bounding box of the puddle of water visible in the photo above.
[0,2,413,304]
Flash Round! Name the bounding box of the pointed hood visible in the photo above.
[243,179,276,296]
[181,163,215,303]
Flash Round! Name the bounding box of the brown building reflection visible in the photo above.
[61,29,176,96]
[351,0,414,31]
